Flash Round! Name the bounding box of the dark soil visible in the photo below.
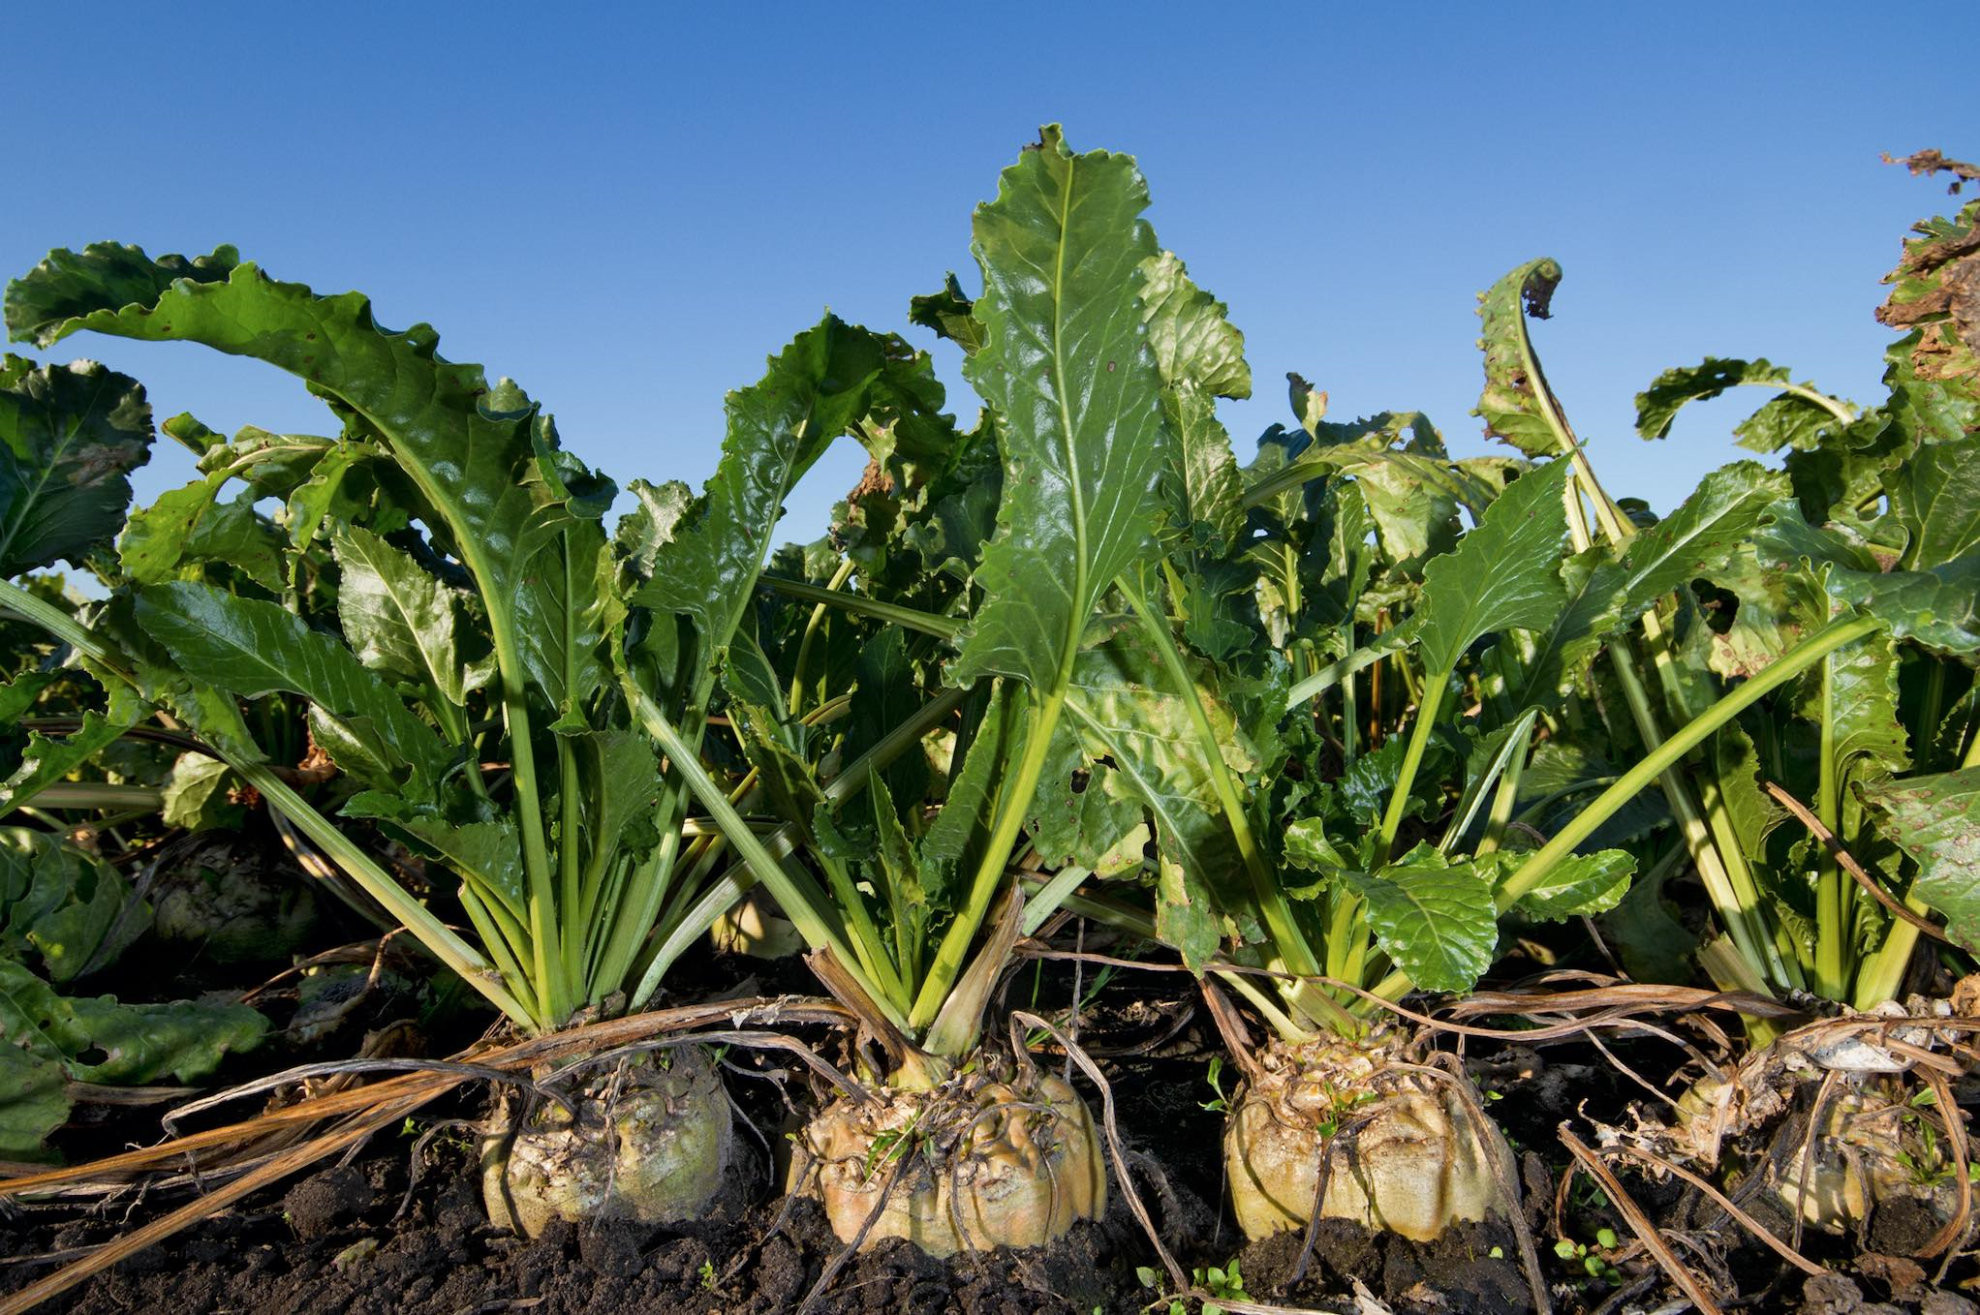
[5,947,1979,1313]
[11,1148,1132,1315]
[6,1085,1539,1315]
[1241,1219,1533,1314]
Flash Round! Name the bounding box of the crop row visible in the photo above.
[2,130,1976,1310]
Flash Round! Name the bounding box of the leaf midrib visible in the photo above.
[1049,154,1089,688]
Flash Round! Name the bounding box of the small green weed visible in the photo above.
[1138,1258,1247,1314]
[862,1109,928,1182]
[1200,1056,1230,1114]
[1554,1228,1622,1283]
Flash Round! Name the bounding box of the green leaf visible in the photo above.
[1505,547,1620,708]
[1151,850,1219,982]
[1635,359,1789,439]
[0,956,266,1086]
[1886,436,1980,570]
[77,600,261,769]
[0,827,142,982]
[1617,461,1789,614]
[1029,704,1144,878]
[1702,526,1829,679]
[342,792,526,916]
[1342,735,1414,829]
[1058,636,1252,968]
[126,487,285,594]
[1713,721,1779,858]
[844,627,931,811]
[6,243,559,628]
[1634,357,1842,451]
[1441,714,1537,850]
[0,1042,67,1161]
[907,273,985,355]
[721,619,792,741]
[731,702,830,838]
[517,516,620,720]
[1799,621,1910,791]
[1514,462,1790,704]
[948,125,1171,691]
[1517,741,1671,851]
[0,697,142,817]
[160,753,243,831]
[0,357,153,577]
[570,729,662,873]
[188,494,288,592]
[332,523,466,729]
[282,439,363,560]
[5,242,237,345]
[1283,816,1346,871]
[1140,251,1248,556]
[1505,848,1634,922]
[1735,393,1847,454]
[135,581,453,795]
[918,688,1015,906]
[1246,430,1481,570]
[1355,457,1461,568]
[1859,767,1980,951]
[1347,850,1497,993]
[1288,372,1329,438]
[1933,687,1980,771]
[867,768,930,951]
[1413,458,1573,677]
[1160,383,1243,559]
[0,670,56,724]
[196,424,332,493]
[1474,259,1563,458]
[162,411,223,457]
[1140,251,1250,400]
[636,315,893,659]
[1825,551,1980,657]
[1605,856,1698,985]
[118,471,229,583]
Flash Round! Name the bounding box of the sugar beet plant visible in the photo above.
[0,247,963,1232]
[713,127,1187,1255]
[1476,240,1977,1034]
[1289,158,1980,1237]
[1554,165,1978,1230]
[1233,193,1978,1240]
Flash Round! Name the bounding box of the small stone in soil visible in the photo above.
[1856,1252,1928,1304]
[1802,1272,1863,1315]
[1925,1293,1980,1315]
[332,1237,381,1271]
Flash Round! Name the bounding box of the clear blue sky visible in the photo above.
[7,2,1973,546]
